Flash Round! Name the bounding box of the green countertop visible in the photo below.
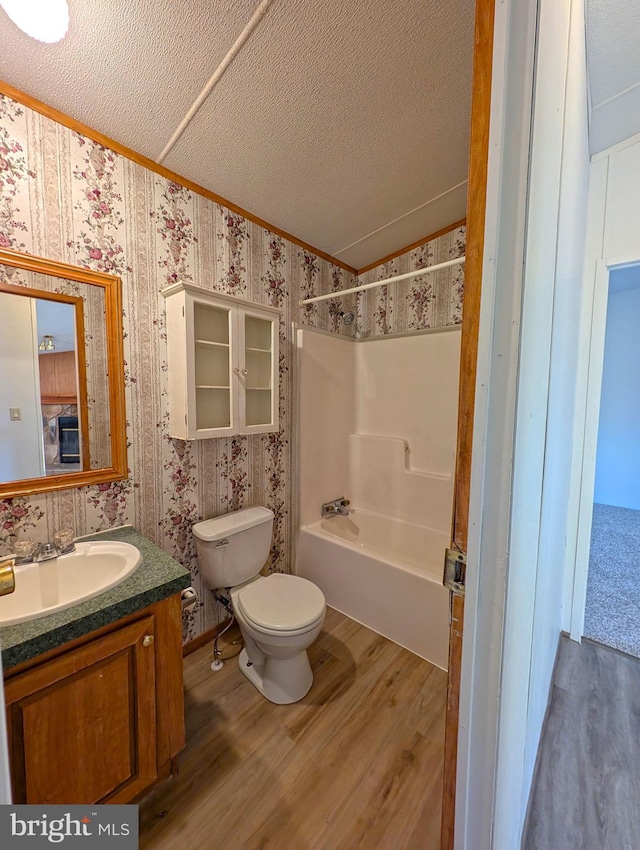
[0,525,191,671]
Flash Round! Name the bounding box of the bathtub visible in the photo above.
[296,508,450,669]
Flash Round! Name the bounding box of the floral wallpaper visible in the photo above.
[356,225,466,338]
[0,95,356,643]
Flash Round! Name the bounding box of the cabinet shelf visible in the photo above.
[245,346,270,353]
[195,339,229,348]
[246,386,271,391]
[196,384,230,390]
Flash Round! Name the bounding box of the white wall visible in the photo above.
[0,292,45,481]
[594,278,640,509]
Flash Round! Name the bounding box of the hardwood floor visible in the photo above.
[524,636,640,849]
[140,608,448,850]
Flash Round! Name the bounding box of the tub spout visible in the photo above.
[322,498,351,518]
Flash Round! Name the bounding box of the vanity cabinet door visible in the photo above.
[5,615,157,805]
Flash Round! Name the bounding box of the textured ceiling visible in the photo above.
[0,0,475,269]
[586,0,640,154]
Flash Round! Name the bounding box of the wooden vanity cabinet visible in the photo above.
[4,594,184,805]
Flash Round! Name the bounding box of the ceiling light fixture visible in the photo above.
[0,0,69,44]
[39,335,55,351]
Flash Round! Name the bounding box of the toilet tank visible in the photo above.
[193,506,274,589]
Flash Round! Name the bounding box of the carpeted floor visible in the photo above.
[584,502,640,658]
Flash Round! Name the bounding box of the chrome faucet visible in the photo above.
[36,542,60,562]
[321,498,351,518]
[29,530,76,563]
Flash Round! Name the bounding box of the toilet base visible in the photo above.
[238,646,313,705]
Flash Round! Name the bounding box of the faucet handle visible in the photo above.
[54,529,75,554]
[14,539,39,564]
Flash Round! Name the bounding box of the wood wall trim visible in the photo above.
[441,0,496,847]
[0,79,357,276]
[356,218,467,275]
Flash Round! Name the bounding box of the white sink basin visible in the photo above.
[0,541,142,627]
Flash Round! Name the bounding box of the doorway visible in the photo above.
[584,262,640,657]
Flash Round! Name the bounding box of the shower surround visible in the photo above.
[295,326,461,668]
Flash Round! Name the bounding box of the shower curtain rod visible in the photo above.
[299,255,466,306]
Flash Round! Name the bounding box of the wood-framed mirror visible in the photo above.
[0,248,127,499]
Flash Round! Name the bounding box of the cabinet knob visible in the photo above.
[143,635,154,647]
[234,367,248,376]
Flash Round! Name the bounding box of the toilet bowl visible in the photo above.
[231,573,325,703]
[193,507,326,704]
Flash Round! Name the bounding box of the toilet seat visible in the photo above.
[235,573,325,636]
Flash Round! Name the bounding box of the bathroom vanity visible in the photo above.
[0,526,191,805]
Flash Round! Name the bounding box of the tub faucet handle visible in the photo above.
[322,497,351,518]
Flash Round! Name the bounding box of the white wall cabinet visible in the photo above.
[162,283,280,439]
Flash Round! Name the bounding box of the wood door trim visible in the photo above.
[452,0,495,554]
[441,0,496,847]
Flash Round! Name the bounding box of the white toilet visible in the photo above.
[193,506,326,704]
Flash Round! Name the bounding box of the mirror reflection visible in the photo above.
[0,292,86,481]
[36,298,84,476]
[0,263,112,488]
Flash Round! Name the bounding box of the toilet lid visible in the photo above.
[236,574,325,632]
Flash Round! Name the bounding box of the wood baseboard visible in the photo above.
[182,619,232,657]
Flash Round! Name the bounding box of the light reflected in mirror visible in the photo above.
[0,249,126,499]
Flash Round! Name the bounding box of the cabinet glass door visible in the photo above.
[243,314,274,429]
[193,302,232,431]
